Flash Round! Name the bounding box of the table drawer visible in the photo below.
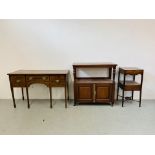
[26,75,49,82]
[50,75,66,80]
[50,75,66,87]
[51,79,66,87]
[10,76,25,87]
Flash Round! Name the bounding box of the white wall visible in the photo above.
[0,19,155,99]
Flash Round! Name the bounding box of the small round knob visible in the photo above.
[16,80,21,83]
[42,77,46,80]
[55,80,60,83]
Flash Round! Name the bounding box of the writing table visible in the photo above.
[8,70,69,108]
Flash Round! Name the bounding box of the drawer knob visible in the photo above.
[55,80,60,83]
[16,80,21,83]
[42,77,46,80]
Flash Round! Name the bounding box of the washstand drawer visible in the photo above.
[26,75,49,82]
[125,70,143,75]
[10,76,25,87]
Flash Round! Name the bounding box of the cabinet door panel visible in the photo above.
[95,84,112,102]
[76,84,93,102]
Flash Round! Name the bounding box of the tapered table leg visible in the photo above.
[131,91,134,100]
[67,80,69,101]
[65,86,67,108]
[116,86,119,101]
[132,75,135,100]
[21,87,24,100]
[122,90,125,107]
[139,90,142,107]
[26,87,30,109]
[11,86,16,108]
[49,87,52,108]
[112,84,115,106]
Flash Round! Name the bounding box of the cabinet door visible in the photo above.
[76,84,93,102]
[95,84,112,102]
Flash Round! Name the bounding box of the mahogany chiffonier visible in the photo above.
[73,63,117,106]
[8,70,69,108]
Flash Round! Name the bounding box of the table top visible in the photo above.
[8,70,69,75]
[119,67,143,71]
[73,62,117,67]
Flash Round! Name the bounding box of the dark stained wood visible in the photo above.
[73,63,117,106]
[75,79,113,84]
[73,62,117,68]
[26,86,30,109]
[8,70,69,75]
[117,67,144,107]
[95,84,112,102]
[10,75,26,87]
[76,84,93,102]
[65,87,67,108]
[8,70,69,108]
[119,81,141,91]
[119,67,144,75]
[11,86,16,108]
[21,88,24,100]
[49,87,52,108]
[73,63,117,80]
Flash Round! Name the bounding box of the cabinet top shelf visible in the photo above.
[73,62,117,68]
